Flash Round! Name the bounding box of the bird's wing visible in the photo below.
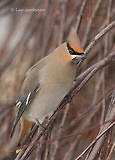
[10,60,45,138]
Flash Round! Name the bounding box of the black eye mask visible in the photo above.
[67,42,84,56]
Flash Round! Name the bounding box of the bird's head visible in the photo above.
[66,27,86,65]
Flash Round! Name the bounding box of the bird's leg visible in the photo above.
[35,119,46,133]
[64,94,73,104]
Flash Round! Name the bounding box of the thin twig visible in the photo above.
[43,132,51,160]
[76,0,87,33]
[84,21,115,54]
[51,103,70,160]
[82,0,102,47]
[0,0,42,76]
[106,140,115,160]
[63,75,103,160]
[64,84,114,131]
[74,121,115,160]
[86,91,115,160]
[58,0,68,45]
[101,0,112,123]
[0,0,14,10]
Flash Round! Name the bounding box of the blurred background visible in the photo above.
[0,0,115,160]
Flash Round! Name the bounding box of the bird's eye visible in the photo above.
[69,49,74,54]
[67,42,76,55]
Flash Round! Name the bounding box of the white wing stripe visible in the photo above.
[16,101,21,107]
[26,92,31,105]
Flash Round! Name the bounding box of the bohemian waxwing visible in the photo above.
[10,27,86,144]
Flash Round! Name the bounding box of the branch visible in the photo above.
[84,21,115,54]
[63,79,111,160]
[74,121,115,160]
[75,91,115,160]
[87,91,115,160]
[64,85,115,132]
[70,52,115,98]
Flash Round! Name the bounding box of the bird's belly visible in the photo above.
[23,82,73,123]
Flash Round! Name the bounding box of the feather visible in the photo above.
[10,84,40,138]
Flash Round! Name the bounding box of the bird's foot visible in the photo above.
[36,119,46,133]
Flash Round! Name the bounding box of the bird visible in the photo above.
[10,27,86,145]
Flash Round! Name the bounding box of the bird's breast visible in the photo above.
[39,61,76,85]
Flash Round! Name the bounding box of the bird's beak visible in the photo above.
[72,53,87,65]
[81,54,87,60]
